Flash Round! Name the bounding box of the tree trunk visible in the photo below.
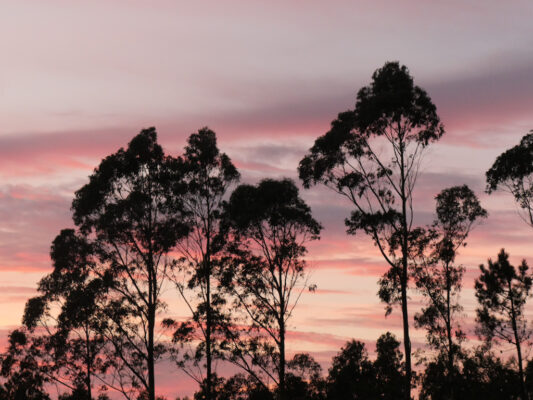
[509,282,528,400]
[445,264,454,399]
[148,306,156,400]
[516,340,527,400]
[205,211,213,400]
[86,370,92,400]
[400,265,412,399]
[85,323,92,400]
[400,140,412,400]
[206,270,213,400]
[148,260,156,400]
[279,316,286,400]
[278,260,286,400]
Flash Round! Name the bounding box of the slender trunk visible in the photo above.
[206,269,212,400]
[86,375,92,400]
[205,200,213,400]
[148,261,156,400]
[85,323,92,400]
[400,263,411,399]
[147,191,156,400]
[445,263,454,399]
[278,262,286,400]
[86,368,92,400]
[517,341,527,400]
[509,282,528,400]
[148,309,155,400]
[279,313,286,400]
[399,140,412,400]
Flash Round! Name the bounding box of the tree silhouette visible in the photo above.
[193,374,273,400]
[71,128,189,400]
[0,329,51,400]
[475,249,532,400]
[326,333,404,400]
[420,347,523,400]
[222,179,321,399]
[413,185,487,392]
[166,128,239,399]
[326,340,374,400]
[373,332,405,399]
[22,229,109,400]
[299,61,444,397]
[486,130,533,227]
[286,353,326,400]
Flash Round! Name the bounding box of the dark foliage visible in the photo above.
[486,131,533,227]
[326,333,405,400]
[193,374,273,400]
[299,61,444,398]
[71,128,189,400]
[475,249,532,400]
[413,185,487,392]
[420,347,524,400]
[0,329,51,400]
[222,178,321,399]
[166,127,239,398]
[22,229,110,399]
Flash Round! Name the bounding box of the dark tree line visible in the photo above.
[1,62,533,400]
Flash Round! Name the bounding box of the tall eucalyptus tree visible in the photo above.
[299,61,444,397]
[167,128,239,399]
[223,179,321,399]
[23,229,108,399]
[413,185,487,396]
[71,128,189,400]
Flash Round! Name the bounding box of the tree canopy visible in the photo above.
[486,130,533,227]
[299,61,445,398]
[71,128,190,400]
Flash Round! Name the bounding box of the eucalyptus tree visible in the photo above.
[326,333,405,400]
[420,347,523,400]
[285,353,325,400]
[373,332,405,400]
[486,130,533,227]
[413,185,487,388]
[22,229,109,399]
[71,128,189,400]
[299,61,444,396]
[326,339,374,400]
[0,329,51,400]
[167,127,239,399]
[223,178,322,399]
[475,249,532,400]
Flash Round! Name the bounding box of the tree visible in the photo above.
[486,130,533,227]
[413,185,487,391]
[325,333,404,400]
[299,61,444,397]
[0,329,51,400]
[23,229,109,399]
[192,374,273,400]
[373,332,405,400]
[420,347,523,400]
[223,179,322,399]
[71,128,189,400]
[167,128,239,399]
[286,353,326,400]
[326,340,374,400]
[475,249,532,400]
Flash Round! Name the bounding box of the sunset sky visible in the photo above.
[1,1,533,397]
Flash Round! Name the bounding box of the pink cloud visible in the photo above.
[0,185,72,273]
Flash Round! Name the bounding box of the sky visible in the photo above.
[1,0,533,397]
